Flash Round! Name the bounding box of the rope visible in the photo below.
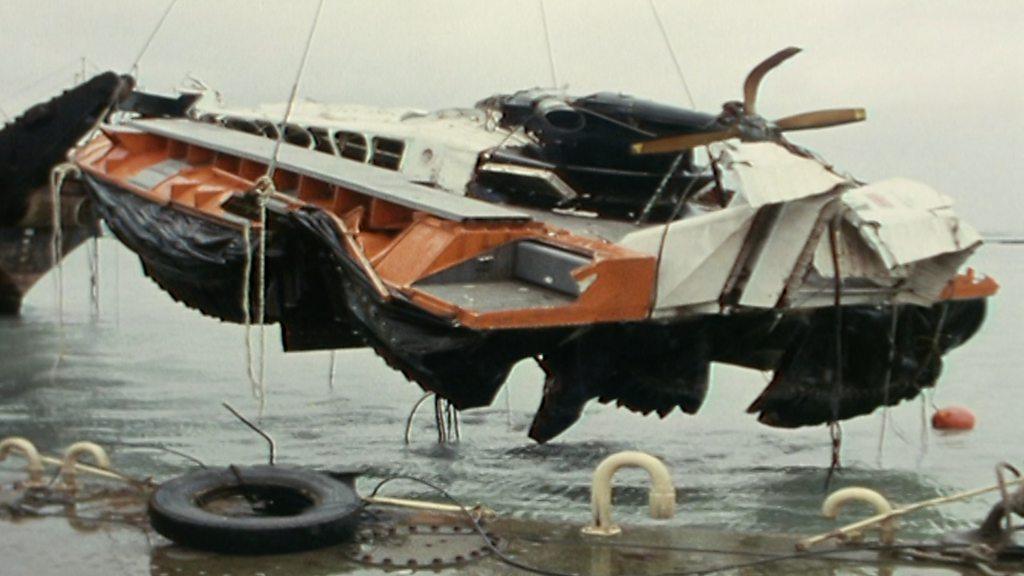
[87,236,100,317]
[537,0,560,88]
[26,1,175,358]
[327,350,337,392]
[647,0,697,108]
[825,209,845,488]
[49,164,81,326]
[800,473,1024,550]
[266,0,327,177]
[127,0,179,79]
[46,163,83,382]
[113,238,121,327]
[240,222,261,402]
[237,0,327,415]
[252,177,275,414]
[876,304,899,466]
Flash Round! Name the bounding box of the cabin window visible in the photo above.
[223,117,262,135]
[253,120,279,140]
[309,127,335,154]
[284,124,313,149]
[334,131,368,162]
[371,137,405,170]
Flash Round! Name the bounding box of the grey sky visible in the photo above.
[2,0,1021,233]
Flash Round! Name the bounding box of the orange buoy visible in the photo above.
[932,406,976,431]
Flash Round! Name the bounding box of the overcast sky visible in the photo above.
[2,0,1021,233]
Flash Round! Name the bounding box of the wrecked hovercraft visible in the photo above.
[67,49,993,442]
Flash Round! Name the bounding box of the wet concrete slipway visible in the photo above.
[0,237,1020,575]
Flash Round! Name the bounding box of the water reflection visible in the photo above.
[0,239,1020,542]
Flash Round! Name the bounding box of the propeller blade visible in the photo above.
[742,47,802,115]
[631,128,739,155]
[774,108,866,131]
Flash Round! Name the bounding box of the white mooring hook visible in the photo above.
[0,437,45,487]
[822,486,897,544]
[60,441,111,488]
[582,451,676,536]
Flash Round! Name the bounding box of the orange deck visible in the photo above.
[74,128,657,330]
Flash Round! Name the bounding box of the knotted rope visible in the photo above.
[241,175,276,413]
[238,0,328,415]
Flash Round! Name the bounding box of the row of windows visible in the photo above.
[201,114,406,171]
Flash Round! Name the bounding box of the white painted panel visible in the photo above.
[739,194,833,308]
[716,142,847,207]
[619,206,756,310]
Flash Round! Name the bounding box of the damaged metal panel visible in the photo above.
[716,142,848,207]
[900,251,976,304]
[842,178,981,268]
[619,206,756,311]
[738,193,836,308]
[801,178,982,306]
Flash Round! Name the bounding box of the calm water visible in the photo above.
[0,237,1020,539]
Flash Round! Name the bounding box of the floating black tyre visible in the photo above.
[148,465,362,554]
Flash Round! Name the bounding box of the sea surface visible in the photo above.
[0,237,1020,540]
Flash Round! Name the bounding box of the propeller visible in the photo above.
[632,47,866,155]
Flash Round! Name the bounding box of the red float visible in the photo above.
[932,406,976,431]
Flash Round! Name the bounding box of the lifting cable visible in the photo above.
[240,0,327,415]
[536,0,560,89]
[128,0,179,79]
[647,0,697,109]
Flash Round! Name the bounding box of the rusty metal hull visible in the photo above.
[0,191,98,316]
